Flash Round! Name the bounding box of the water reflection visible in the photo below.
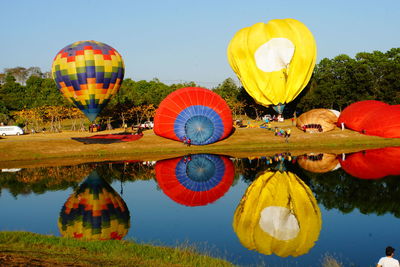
[155,154,234,206]
[2,147,400,265]
[233,170,321,257]
[58,170,130,240]
[297,153,340,173]
[339,147,400,179]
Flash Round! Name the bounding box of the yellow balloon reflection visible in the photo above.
[227,18,316,109]
[233,171,321,257]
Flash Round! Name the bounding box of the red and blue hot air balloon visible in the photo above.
[154,87,233,145]
[155,154,235,206]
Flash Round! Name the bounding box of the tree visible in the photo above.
[4,67,28,85]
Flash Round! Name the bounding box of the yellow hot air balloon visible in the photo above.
[233,171,321,257]
[227,18,317,113]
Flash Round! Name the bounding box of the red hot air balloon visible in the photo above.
[337,100,388,132]
[154,87,233,145]
[155,154,234,206]
[338,100,400,138]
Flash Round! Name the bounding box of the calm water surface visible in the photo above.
[1,147,400,267]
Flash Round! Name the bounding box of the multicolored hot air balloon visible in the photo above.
[155,154,234,206]
[52,40,125,122]
[154,87,233,145]
[233,170,321,257]
[58,171,130,240]
[339,147,400,179]
[227,19,317,114]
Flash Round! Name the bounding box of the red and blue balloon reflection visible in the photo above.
[155,154,234,206]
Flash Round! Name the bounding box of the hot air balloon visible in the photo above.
[52,40,125,122]
[155,154,234,206]
[154,87,233,145]
[297,153,340,173]
[337,100,388,132]
[339,147,400,179]
[58,171,130,240]
[233,170,321,257]
[227,18,317,114]
[296,109,339,133]
[338,100,400,138]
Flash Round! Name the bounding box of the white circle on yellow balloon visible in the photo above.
[254,38,295,72]
[259,206,300,240]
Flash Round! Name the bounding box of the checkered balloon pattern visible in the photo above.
[52,40,125,122]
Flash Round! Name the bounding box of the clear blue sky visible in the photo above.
[1,0,399,87]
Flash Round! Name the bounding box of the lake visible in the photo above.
[1,147,400,266]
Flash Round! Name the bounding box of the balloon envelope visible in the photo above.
[154,87,233,145]
[58,171,130,240]
[296,109,339,133]
[227,18,317,111]
[233,171,321,257]
[337,100,388,132]
[52,40,125,122]
[155,154,234,206]
[339,147,400,179]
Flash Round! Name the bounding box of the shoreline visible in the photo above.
[1,125,400,169]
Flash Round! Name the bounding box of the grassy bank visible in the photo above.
[2,120,400,168]
[0,231,235,267]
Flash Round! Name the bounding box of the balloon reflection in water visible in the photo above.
[297,153,340,173]
[155,154,234,206]
[59,171,130,240]
[233,171,321,257]
[339,147,400,179]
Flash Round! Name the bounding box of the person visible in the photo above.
[187,138,191,147]
[285,128,291,143]
[377,246,400,267]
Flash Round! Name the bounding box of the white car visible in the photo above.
[139,121,154,129]
[0,126,24,136]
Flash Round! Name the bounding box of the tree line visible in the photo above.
[0,47,399,131]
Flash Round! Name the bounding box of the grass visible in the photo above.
[0,231,235,267]
[2,119,400,169]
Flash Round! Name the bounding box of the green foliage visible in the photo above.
[1,47,400,125]
[297,48,400,112]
